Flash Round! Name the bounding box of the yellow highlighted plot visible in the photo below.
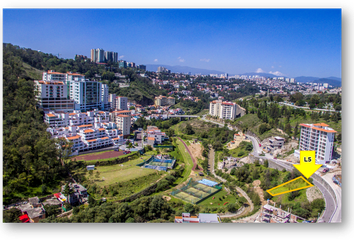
[266,176,314,197]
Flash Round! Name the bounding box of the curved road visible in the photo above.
[246,134,339,223]
[200,115,340,223]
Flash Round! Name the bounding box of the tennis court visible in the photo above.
[137,155,176,171]
[184,187,208,199]
[193,183,218,193]
[175,191,200,203]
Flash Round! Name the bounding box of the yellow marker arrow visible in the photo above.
[293,151,322,179]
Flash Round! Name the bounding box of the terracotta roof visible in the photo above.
[117,115,130,117]
[299,124,311,128]
[113,137,120,140]
[99,128,105,131]
[222,102,234,106]
[47,71,65,75]
[67,72,84,76]
[67,135,80,140]
[46,113,56,117]
[78,124,93,128]
[312,127,337,133]
[175,216,182,219]
[148,137,155,141]
[84,129,95,133]
[314,123,329,127]
[101,137,109,140]
[87,139,97,142]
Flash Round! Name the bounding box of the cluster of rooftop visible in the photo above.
[174,212,221,223]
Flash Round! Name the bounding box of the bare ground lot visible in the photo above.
[72,150,125,161]
[188,142,204,161]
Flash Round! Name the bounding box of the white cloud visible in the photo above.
[256,68,264,73]
[271,66,274,68]
[200,58,210,62]
[269,71,284,76]
[119,55,124,59]
[154,59,158,62]
[177,57,185,63]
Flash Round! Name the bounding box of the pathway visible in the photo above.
[208,146,254,219]
[177,137,203,171]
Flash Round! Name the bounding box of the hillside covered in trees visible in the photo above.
[3,43,166,105]
[3,44,69,204]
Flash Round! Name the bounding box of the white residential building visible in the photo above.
[38,70,109,111]
[115,96,128,110]
[34,80,75,112]
[48,122,124,153]
[297,123,336,164]
[44,110,110,128]
[209,100,242,120]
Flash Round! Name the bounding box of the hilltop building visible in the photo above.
[35,70,109,112]
[209,100,243,120]
[295,123,336,164]
[154,95,175,106]
[90,48,118,63]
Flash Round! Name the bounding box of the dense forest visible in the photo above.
[3,44,69,204]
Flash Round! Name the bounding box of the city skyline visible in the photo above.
[3,9,341,78]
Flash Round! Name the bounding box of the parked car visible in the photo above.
[322,168,329,173]
[114,149,120,152]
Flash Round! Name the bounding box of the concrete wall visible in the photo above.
[236,104,246,118]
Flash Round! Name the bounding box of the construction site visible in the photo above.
[258,201,308,223]
[260,136,299,162]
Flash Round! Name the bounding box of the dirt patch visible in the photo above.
[306,186,323,202]
[252,180,267,205]
[189,143,204,161]
[72,150,125,161]
[162,195,171,201]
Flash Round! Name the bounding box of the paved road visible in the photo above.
[208,147,254,218]
[246,134,339,223]
[200,114,340,223]
[322,172,342,223]
[279,102,341,113]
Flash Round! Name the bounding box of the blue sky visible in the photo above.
[3,9,341,78]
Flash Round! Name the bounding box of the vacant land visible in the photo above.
[197,190,236,208]
[73,150,125,161]
[268,177,311,196]
[91,161,156,187]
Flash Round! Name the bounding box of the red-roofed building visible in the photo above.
[19,214,30,223]
[297,123,337,164]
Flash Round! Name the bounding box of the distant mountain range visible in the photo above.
[294,76,341,87]
[145,64,341,87]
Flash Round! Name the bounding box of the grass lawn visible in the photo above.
[172,138,193,185]
[197,190,237,208]
[75,149,115,158]
[273,189,308,205]
[268,177,311,196]
[86,155,157,187]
